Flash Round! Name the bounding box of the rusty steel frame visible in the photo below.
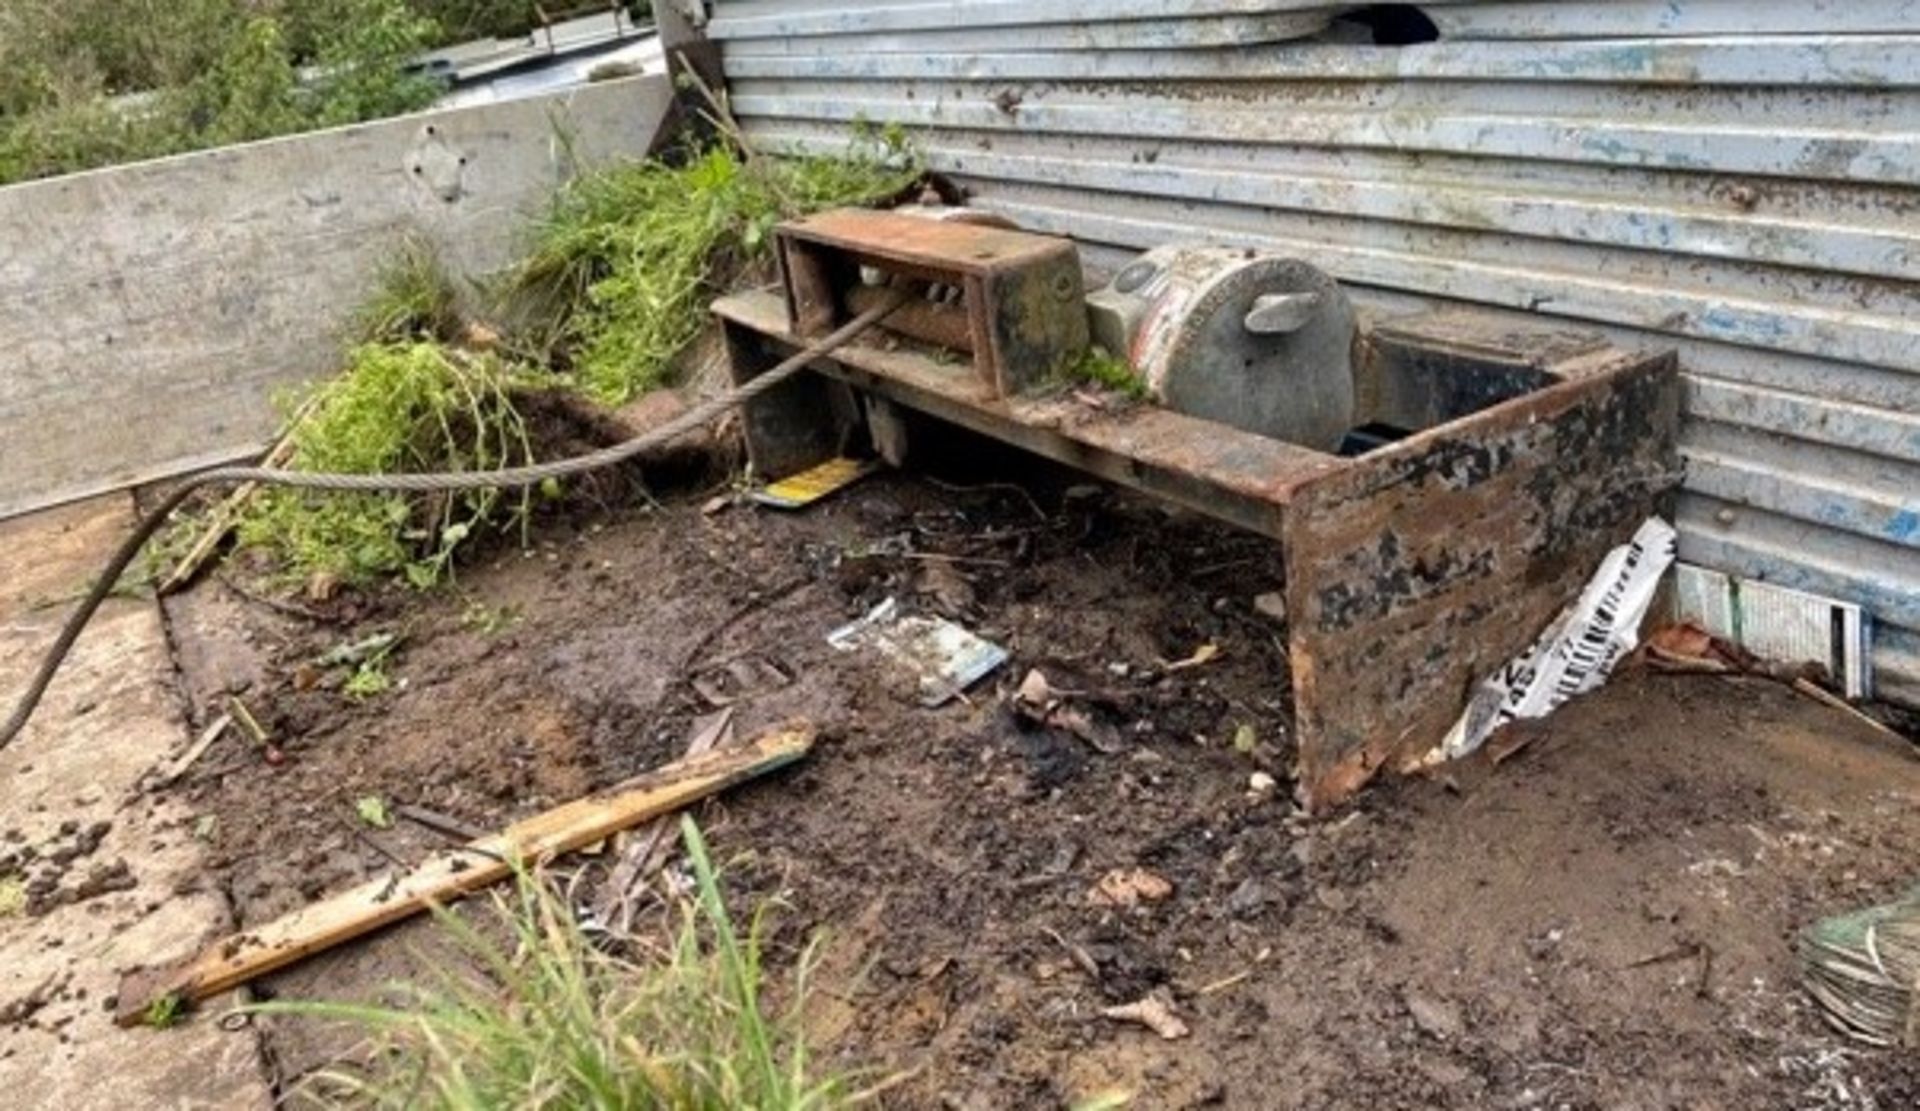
[776,209,1089,397]
[718,216,1679,808]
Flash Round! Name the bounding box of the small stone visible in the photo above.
[1405,991,1464,1041]
[1247,771,1277,801]
[1314,885,1353,913]
[1253,591,1288,623]
[1226,878,1266,919]
[1089,867,1174,908]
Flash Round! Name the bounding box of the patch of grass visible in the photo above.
[1060,345,1150,400]
[0,875,24,918]
[261,818,865,1108]
[512,125,922,405]
[236,342,546,588]
[352,237,464,346]
[460,599,521,635]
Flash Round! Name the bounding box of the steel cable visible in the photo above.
[1,290,906,750]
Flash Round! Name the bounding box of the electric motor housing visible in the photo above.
[1087,246,1356,451]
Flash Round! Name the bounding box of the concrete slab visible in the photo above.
[0,496,272,1108]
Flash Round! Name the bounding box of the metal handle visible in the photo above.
[1244,291,1322,335]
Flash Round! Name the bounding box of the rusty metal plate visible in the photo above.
[1281,347,1680,809]
[775,209,1088,395]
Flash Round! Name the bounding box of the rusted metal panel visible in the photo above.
[1283,343,1681,806]
[714,289,1337,537]
[775,210,1088,394]
[706,0,1920,708]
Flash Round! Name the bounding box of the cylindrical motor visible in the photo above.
[1086,246,1356,451]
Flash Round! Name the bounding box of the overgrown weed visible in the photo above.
[352,236,465,346]
[0,0,444,187]
[512,122,921,405]
[226,129,918,588]
[237,342,546,588]
[260,819,865,1109]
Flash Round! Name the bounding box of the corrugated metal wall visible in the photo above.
[701,0,1920,706]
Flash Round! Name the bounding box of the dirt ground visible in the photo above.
[145,440,1920,1109]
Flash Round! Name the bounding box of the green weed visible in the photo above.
[352,237,465,346]
[344,652,396,701]
[260,818,864,1109]
[0,0,441,188]
[354,795,393,829]
[512,127,922,405]
[460,600,521,635]
[144,994,185,1030]
[1059,345,1150,400]
[236,343,546,588]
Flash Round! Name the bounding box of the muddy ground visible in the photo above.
[148,438,1920,1109]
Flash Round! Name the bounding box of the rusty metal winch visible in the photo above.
[716,206,1678,809]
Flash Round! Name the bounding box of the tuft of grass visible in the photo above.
[511,125,922,406]
[354,795,392,829]
[236,342,546,588]
[353,238,465,346]
[460,599,520,635]
[1060,345,1150,400]
[144,994,185,1030]
[259,818,864,1109]
[0,874,24,918]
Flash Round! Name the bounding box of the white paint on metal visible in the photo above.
[724,36,1920,88]
[1674,563,1872,698]
[711,0,1342,38]
[1429,0,1920,40]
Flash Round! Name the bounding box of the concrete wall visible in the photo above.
[0,73,674,519]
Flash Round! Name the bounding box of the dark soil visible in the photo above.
[155,445,1920,1109]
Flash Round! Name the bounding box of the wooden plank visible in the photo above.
[113,725,813,1025]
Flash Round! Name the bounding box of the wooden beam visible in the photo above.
[114,726,813,1025]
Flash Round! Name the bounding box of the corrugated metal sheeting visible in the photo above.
[702,0,1920,707]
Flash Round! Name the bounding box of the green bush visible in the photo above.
[0,0,442,187]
